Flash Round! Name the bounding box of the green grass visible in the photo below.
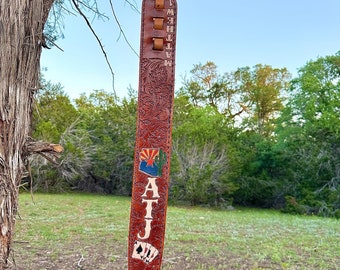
[11,193,340,269]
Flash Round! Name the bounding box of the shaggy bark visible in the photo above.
[0,1,55,268]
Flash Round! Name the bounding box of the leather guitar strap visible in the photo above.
[128,0,177,269]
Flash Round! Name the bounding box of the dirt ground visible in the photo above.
[8,241,288,270]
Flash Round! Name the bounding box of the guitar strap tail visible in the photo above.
[128,0,177,269]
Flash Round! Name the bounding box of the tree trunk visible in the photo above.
[0,0,54,268]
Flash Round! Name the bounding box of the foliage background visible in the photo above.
[29,52,340,218]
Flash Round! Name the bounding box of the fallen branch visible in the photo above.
[24,140,64,165]
[25,141,63,154]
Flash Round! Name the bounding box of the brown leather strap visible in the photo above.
[128,0,177,269]
[155,0,164,9]
[153,18,164,30]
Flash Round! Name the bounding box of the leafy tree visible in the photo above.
[232,132,291,208]
[32,80,79,142]
[276,52,340,216]
[232,64,291,135]
[74,89,136,195]
[177,62,291,207]
[30,80,81,191]
[181,62,291,135]
[30,87,136,194]
[170,97,238,206]
[181,61,245,119]
[182,62,221,107]
[30,80,98,192]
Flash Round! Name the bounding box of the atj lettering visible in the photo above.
[137,177,160,240]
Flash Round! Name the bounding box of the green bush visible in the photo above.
[282,196,306,215]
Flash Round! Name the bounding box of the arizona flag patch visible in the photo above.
[139,148,166,177]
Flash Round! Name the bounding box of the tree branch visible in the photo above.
[124,0,140,14]
[25,140,64,165]
[26,141,63,154]
[109,0,139,58]
[75,0,109,20]
[71,0,116,96]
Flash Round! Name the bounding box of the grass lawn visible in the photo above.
[9,193,339,269]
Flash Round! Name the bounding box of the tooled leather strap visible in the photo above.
[128,0,177,269]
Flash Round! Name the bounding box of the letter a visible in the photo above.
[142,177,160,198]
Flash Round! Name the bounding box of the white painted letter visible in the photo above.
[168,17,174,25]
[137,219,152,239]
[164,60,172,67]
[142,198,158,219]
[166,43,172,50]
[142,177,160,198]
[167,9,174,16]
[167,25,174,33]
[166,34,173,42]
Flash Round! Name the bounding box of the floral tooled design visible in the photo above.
[141,58,168,89]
